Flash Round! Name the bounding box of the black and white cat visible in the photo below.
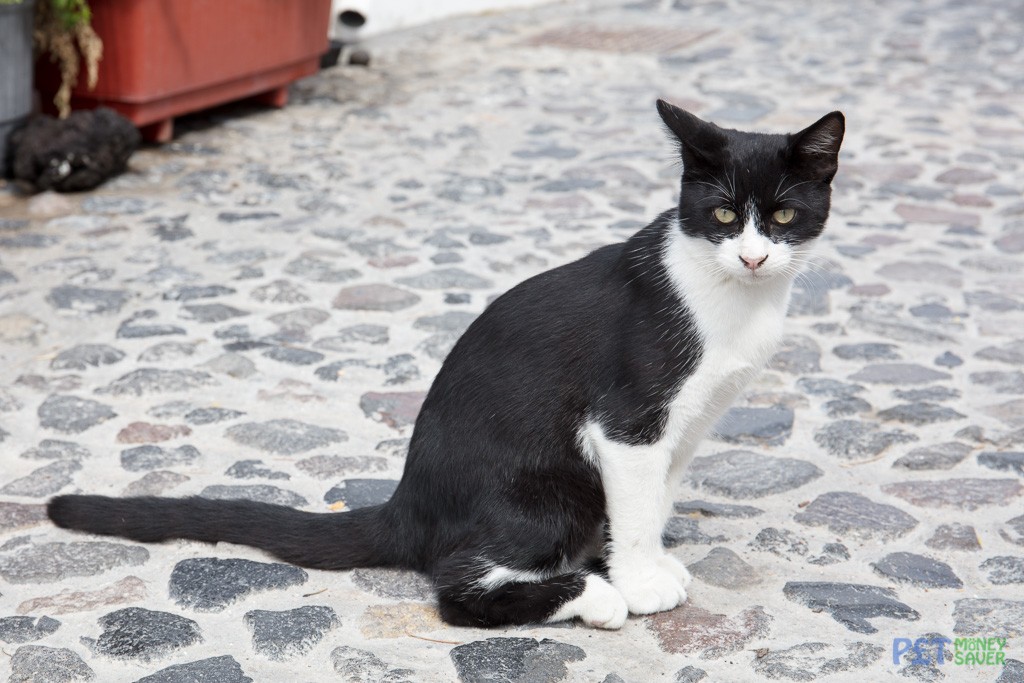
[48,100,844,630]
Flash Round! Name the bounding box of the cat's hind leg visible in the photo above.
[547,573,628,629]
[433,554,627,629]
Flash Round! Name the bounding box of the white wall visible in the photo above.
[330,0,553,39]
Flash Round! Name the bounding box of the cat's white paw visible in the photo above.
[657,553,692,589]
[549,575,628,630]
[612,560,688,615]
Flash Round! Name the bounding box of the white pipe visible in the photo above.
[330,0,554,39]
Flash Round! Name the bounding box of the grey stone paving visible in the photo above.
[1,0,1023,680]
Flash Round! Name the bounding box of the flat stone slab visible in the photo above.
[0,542,148,584]
[38,395,117,433]
[833,342,901,361]
[0,616,61,644]
[926,523,981,551]
[15,576,148,616]
[396,267,493,290]
[687,547,761,588]
[813,420,917,459]
[332,284,421,311]
[998,660,1024,683]
[749,527,809,560]
[359,392,426,429]
[751,641,885,681]
[331,646,412,682]
[713,407,794,446]
[225,459,289,481]
[662,517,727,546]
[124,471,190,496]
[871,552,963,588]
[121,445,200,472]
[0,502,48,531]
[19,439,91,461]
[953,599,1024,637]
[1003,515,1024,547]
[673,666,707,683]
[687,450,822,499]
[168,558,308,612]
[51,344,126,371]
[768,335,821,374]
[180,303,248,324]
[9,645,94,683]
[351,568,434,601]
[199,484,308,507]
[971,370,1024,395]
[450,638,585,683]
[795,492,918,540]
[46,285,130,315]
[877,402,966,425]
[980,556,1024,585]
[92,607,201,662]
[295,455,389,479]
[978,451,1024,476]
[0,460,81,497]
[184,407,244,425]
[881,478,1023,510]
[893,442,972,470]
[976,339,1024,365]
[848,363,952,385]
[797,378,866,398]
[244,606,339,661]
[136,655,253,683]
[96,368,215,396]
[783,582,920,633]
[225,419,347,455]
[413,311,477,333]
[646,603,772,657]
[674,500,764,518]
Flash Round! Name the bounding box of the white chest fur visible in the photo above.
[656,224,792,458]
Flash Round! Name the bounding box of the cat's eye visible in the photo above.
[713,208,737,224]
[773,208,796,224]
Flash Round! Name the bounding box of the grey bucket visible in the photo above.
[0,0,35,174]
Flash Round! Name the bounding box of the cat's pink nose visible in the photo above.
[740,254,768,271]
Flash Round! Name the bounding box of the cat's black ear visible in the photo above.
[789,111,845,183]
[656,99,725,173]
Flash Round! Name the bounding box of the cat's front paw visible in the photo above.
[612,561,688,615]
[657,553,692,589]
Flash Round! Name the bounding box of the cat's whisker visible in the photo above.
[773,173,790,201]
[776,179,813,201]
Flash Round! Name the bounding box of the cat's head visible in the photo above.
[657,100,844,286]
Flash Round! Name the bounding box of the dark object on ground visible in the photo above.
[321,39,344,69]
[9,107,141,192]
[349,49,371,67]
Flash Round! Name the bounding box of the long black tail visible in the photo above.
[47,495,402,571]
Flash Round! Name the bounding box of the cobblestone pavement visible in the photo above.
[2,0,1024,680]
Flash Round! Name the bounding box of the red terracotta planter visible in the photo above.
[40,0,331,142]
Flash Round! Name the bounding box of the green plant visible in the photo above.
[26,0,103,118]
[50,0,91,26]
